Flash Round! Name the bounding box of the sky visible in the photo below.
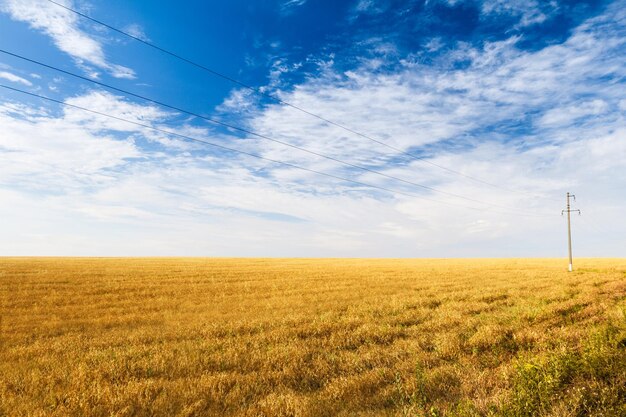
[0,0,624,257]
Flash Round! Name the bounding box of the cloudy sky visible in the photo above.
[0,0,624,257]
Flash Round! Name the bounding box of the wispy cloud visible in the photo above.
[539,99,609,128]
[244,0,625,165]
[481,0,555,27]
[0,70,33,86]
[63,90,172,131]
[123,23,149,41]
[0,0,624,256]
[206,0,625,255]
[0,0,135,78]
[280,0,307,15]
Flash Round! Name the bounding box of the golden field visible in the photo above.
[0,258,625,417]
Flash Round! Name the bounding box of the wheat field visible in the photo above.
[0,258,625,416]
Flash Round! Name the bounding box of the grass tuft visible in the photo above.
[505,319,626,417]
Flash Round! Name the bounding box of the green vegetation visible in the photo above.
[506,321,626,417]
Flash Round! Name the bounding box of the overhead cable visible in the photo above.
[45,0,560,202]
[0,83,555,218]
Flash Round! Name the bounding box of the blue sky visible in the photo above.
[0,0,624,257]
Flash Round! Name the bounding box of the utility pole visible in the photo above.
[562,192,580,272]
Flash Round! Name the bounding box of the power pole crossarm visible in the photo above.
[561,192,581,272]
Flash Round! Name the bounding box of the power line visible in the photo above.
[0,83,491,212]
[0,49,550,214]
[0,83,553,218]
[45,0,559,202]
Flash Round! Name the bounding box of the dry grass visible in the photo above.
[1,258,625,416]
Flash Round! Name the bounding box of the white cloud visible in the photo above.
[63,90,172,131]
[280,0,307,15]
[0,1,625,256]
[0,71,33,86]
[424,37,444,52]
[217,88,259,114]
[0,99,140,191]
[205,0,625,255]
[539,99,609,127]
[481,0,555,27]
[123,23,149,41]
[283,0,307,7]
[0,0,136,79]
[355,0,375,12]
[348,0,389,21]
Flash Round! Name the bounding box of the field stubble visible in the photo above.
[0,258,625,416]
